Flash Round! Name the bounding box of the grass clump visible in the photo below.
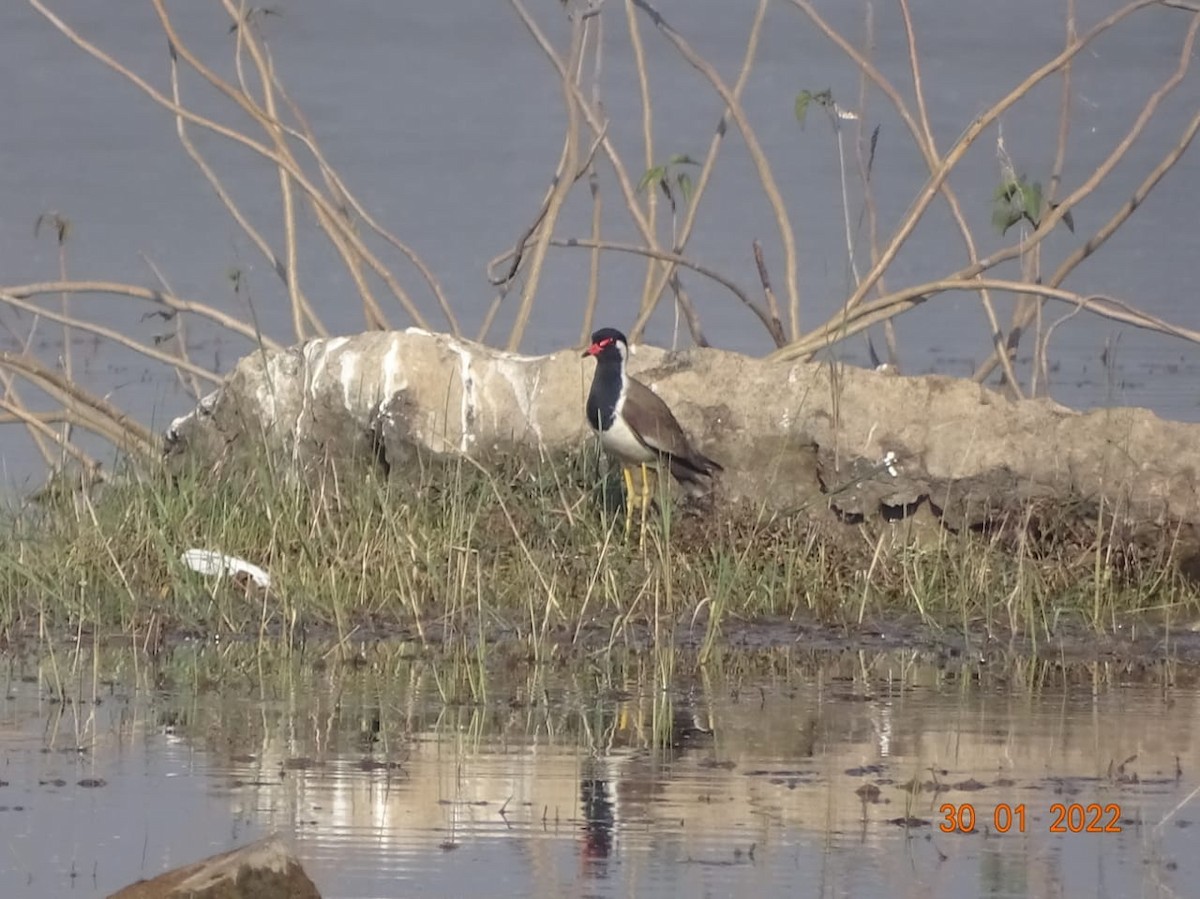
[0,448,1196,652]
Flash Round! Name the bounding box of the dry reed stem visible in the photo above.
[550,238,780,335]
[267,78,458,335]
[0,352,157,457]
[631,0,801,340]
[151,1,404,331]
[225,0,308,341]
[505,8,587,351]
[792,0,1019,389]
[772,0,1161,363]
[896,0,1019,393]
[976,7,1200,384]
[629,0,769,342]
[163,44,326,340]
[624,0,660,316]
[190,1,391,331]
[581,168,604,344]
[27,0,430,331]
[0,396,100,474]
[0,292,223,386]
[0,316,57,467]
[1028,0,1078,395]
[852,3,897,367]
[786,279,1200,358]
[0,281,285,350]
[508,0,664,274]
[138,253,206,403]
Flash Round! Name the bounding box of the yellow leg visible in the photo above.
[638,464,654,551]
[621,465,636,537]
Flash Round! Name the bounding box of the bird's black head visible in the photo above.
[583,328,628,362]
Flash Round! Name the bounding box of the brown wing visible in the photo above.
[622,377,696,459]
[622,377,723,486]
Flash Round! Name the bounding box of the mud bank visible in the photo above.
[164,329,1200,572]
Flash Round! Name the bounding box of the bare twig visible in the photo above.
[505,7,586,351]
[774,0,1161,362]
[0,281,285,350]
[0,292,223,386]
[629,0,769,341]
[632,0,801,339]
[752,241,786,347]
[552,238,774,335]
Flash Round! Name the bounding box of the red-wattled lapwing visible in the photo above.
[583,328,722,541]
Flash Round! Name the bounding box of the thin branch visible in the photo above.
[552,238,776,335]
[1,281,285,350]
[632,0,801,339]
[775,0,1161,360]
[629,0,769,341]
[505,8,586,351]
[784,278,1200,359]
[0,292,223,386]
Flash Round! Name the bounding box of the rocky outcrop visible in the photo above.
[108,834,320,899]
[165,328,1200,560]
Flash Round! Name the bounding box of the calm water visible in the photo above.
[2,1,1200,491]
[0,642,1196,898]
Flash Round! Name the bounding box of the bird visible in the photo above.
[582,327,722,540]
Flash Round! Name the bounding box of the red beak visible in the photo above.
[582,342,599,358]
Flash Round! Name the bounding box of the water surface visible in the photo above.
[0,642,1196,898]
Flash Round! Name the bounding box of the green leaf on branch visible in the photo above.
[794,88,833,129]
[638,165,666,195]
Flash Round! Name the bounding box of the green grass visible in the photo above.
[0,446,1196,650]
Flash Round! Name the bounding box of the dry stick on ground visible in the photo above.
[771,0,1162,364]
[631,0,801,340]
[978,5,1199,386]
[1,281,285,351]
[164,29,328,341]
[629,0,769,342]
[26,0,429,332]
[505,8,587,352]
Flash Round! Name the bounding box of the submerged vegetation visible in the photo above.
[2,447,1196,653]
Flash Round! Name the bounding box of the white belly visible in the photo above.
[601,412,658,465]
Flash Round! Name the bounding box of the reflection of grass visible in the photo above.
[0,447,1196,646]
